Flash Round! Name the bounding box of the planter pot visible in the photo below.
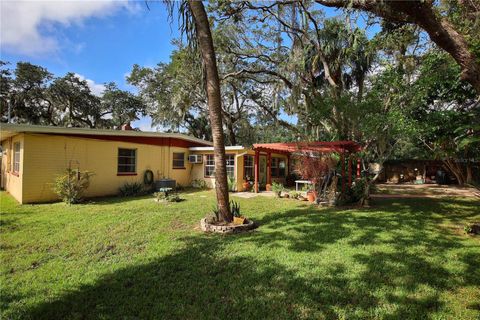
[242,182,251,191]
[307,191,316,203]
[233,216,246,225]
[266,184,272,191]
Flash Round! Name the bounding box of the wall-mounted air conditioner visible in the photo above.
[188,154,203,164]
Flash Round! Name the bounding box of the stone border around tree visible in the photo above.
[200,218,256,234]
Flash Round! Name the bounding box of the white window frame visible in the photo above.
[13,142,20,173]
[204,154,215,177]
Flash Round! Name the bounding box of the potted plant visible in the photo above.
[266,183,272,191]
[242,178,251,191]
[271,182,284,198]
[231,200,246,225]
[307,189,317,203]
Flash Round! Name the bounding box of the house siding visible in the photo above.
[19,133,192,203]
[1,134,24,203]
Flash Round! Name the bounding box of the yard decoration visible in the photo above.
[200,200,255,233]
[307,190,317,203]
[242,180,251,191]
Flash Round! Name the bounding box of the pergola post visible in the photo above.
[356,158,361,178]
[341,152,346,195]
[254,149,260,193]
[287,153,291,176]
[348,155,352,187]
[267,152,272,188]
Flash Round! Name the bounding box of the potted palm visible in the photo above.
[231,200,246,225]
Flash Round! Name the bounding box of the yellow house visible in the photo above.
[0,124,288,204]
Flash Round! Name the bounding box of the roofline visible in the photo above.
[0,124,213,146]
[189,146,245,151]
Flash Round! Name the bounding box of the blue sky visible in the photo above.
[0,1,354,131]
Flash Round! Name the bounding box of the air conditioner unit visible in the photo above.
[188,154,203,164]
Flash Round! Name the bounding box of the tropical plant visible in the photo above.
[230,200,241,217]
[53,169,94,204]
[227,176,237,192]
[166,0,231,222]
[119,182,144,197]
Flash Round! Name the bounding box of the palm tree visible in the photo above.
[168,1,232,222]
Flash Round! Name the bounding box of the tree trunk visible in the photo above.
[466,161,473,185]
[189,0,232,222]
[315,0,480,92]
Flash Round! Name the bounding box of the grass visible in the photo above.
[1,190,479,319]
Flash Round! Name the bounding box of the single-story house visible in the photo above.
[0,124,290,203]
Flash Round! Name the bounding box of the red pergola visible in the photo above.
[252,141,362,193]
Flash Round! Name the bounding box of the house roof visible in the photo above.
[253,141,362,154]
[189,146,245,151]
[0,124,213,147]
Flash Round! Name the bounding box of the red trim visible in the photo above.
[172,167,186,170]
[117,173,137,176]
[49,133,210,148]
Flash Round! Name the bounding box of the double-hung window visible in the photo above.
[244,155,254,180]
[13,142,20,173]
[204,154,215,177]
[226,154,235,178]
[117,148,136,174]
[172,153,185,169]
[204,154,235,178]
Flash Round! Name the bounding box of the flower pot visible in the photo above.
[242,182,251,191]
[233,216,246,225]
[307,191,316,203]
[266,184,272,191]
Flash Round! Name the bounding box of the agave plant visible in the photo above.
[230,200,241,217]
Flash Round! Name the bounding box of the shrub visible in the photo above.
[53,169,94,204]
[271,182,284,197]
[119,182,144,197]
[154,188,183,202]
[191,179,207,189]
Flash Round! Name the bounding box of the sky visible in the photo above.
[0,1,350,131]
[1,1,181,131]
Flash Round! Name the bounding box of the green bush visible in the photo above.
[119,182,144,197]
[191,179,207,189]
[53,169,94,204]
[271,182,284,197]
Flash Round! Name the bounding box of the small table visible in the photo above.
[295,180,313,191]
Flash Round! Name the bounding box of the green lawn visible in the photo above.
[1,190,479,319]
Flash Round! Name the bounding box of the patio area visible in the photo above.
[251,141,362,194]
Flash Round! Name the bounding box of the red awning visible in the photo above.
[253,141,361,154]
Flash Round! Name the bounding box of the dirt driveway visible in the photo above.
[373,183,480,199]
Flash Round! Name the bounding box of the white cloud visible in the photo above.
[74,73,105,96]
[0,0,134,56]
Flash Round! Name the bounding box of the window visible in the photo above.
[117,148,136,174]
[226,154,235,178]
[204,154,235,178]
[271,157,286,177]
[244,155,254,180]
[204,154,215,177]
[172,153,185,169]
[13,142,20,173]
